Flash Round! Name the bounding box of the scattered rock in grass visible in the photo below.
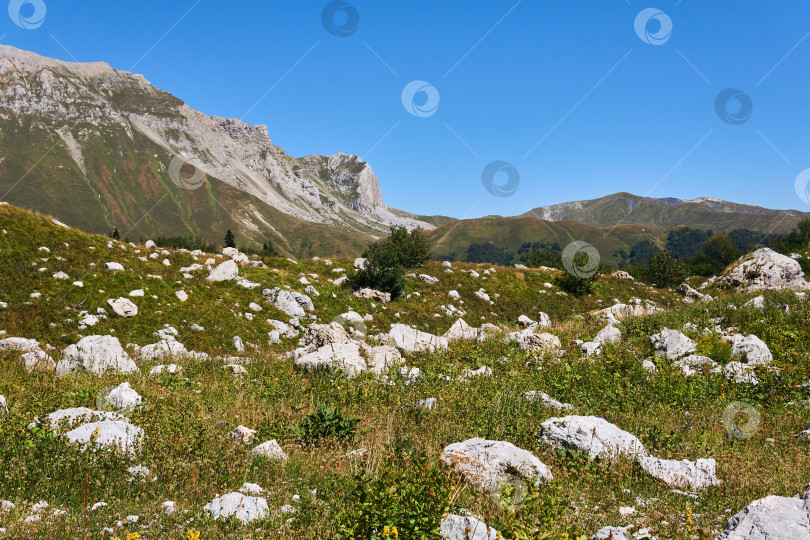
[149,364,182,375]
[650,328,696,359]
[539,416,646,460]
[678,283,713,303]
[525,391,573,410]
[674,355,721,376]
[251,440,288,461]
[387,323,448,352]
[722,362,759,385]
[101,382,142,411]
[127,465,151,481]
[716,490,810,539]
[637,456,720,490]
[56,335,139,377]
[592,526,633,539]
[441,438,553,490]
[107,297,138,318]
[64,420,143,454]
[299,322,352,349]
[440,513,500,540]
[238,483,264,495]
[162,501,176,515]
[416,398,437,410]
[262,287,314,318]
[444,318,485,342]
[204,492,269,524]
[731,334,773,366]
[228,425,256,444]
[104,262,124,271]
[0,395,6,413]
[294,343,367,378]
[207,260,239,282]
[19,348,56,372]
[353,287,391,303]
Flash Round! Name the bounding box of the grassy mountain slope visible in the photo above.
[1,204,810,538]
[425,216,661,265]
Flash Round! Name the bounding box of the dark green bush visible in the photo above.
[348,227,431,298]
[294,404,359,446]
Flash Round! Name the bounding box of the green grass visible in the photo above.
[0,204,810,539]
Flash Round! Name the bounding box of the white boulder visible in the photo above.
[650,328,696,359]
[539,416,646,460]
[204,492,269,524]
[637,456,720,490]
[56,336,139,377]
[441,438,553,490]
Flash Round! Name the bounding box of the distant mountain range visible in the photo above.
[0,45,805,260]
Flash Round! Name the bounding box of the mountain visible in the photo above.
[0,44,435,257]
[521,192,810,235]
[424,216,662,266]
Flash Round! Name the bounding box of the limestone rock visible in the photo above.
[299,322,351,349]
[637,456,720,490]
[525,391,573,410]
[107,298,138,317]
[294,343,367,378]
[64,420,144,454]
[678,283,713,303]
[251,440,288,461]
[674,355,720,376]
[650,328,696,359]
[102,382,142,411]
[207,260,239,282]
[441,438,553,490]
[262,287,314,318]
[354,288,391,303]
[717,491,810,539]
[388,324,448,352]
[56,335,139,377]
[440,513,500,540]
[228,425,256,444]
[539,416,646,460]
[731,334,772,366]
[722,248,810,291]
[204,492,269,524]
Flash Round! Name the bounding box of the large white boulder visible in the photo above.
[203,492,269,524]
[717,491,810,539]
[650,328,696,359]
[539,416,646,460]
[0,337,39,352]
[674,355,721,376]
[40,407,122,431]
[262,287,314,318]
[637,456,720,490]
[507,329,561,353]
[138,340,189,361]
[19,349,56,372]
[388,324,448,353]
[56,336,139,377]
[722,247,810,291]
[207,260,239,282]
[441,438,553,490]
[64,420,143,454]
[367,346,404,375]
[444,319,484,342]
[299,323,352,349]
[440,514,500,540]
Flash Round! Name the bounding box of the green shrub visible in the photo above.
[348,227,431,298]
[554,271,595,297]
[636,250,688,287]
[294,404,359,446]
[333,451,452,540]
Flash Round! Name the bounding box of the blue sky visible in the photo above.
[5,0,810,218]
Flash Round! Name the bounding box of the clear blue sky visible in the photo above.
[6,0,810,218]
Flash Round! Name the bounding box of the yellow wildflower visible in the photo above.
[186,531,201,540]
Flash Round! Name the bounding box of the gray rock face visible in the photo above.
[441,438,553,490]
[723,361,759,385]
[525,391,573,410]
[731,334,773,366]
[207,260,239,282]
[509,330,561,353]
[366,345,403,375]
[102,382,142,411]
[388,324,448,352]
[56,335,139,377]
[724,248,810,292]
[19,348,56,372]
[444,318,485,342]
[636,456,719,490]
[138,340,189,361]
[580,324,621,356]
[204,492,269,524]
[439,514,500,540]
[717,492,810,539]
[262,287,314,318]
[251,440,287,461]
[539,416,646,460]
[650,328,696,359]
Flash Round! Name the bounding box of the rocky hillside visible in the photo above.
[2,202,810,538]
[0,45,433,258]
[521,192,810,234]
